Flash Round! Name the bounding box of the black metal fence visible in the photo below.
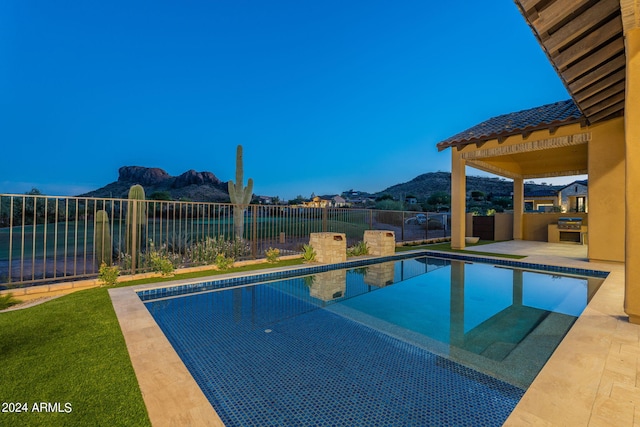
[0,194,450,288]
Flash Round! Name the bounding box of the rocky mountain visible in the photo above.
[375,171,562,200]
[79,166,230,202]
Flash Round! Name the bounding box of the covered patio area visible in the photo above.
[437,99,624,266]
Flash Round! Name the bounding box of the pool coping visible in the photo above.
[109,250,627,426]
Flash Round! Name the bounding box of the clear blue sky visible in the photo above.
[1,1,572,200]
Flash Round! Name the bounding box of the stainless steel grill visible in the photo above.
[557,217,583,230]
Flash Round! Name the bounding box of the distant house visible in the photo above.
[524,180,588,213]
[299,195,349,208]
[558,180,588,213]
[524,189,559,212]
[257,195,273,204]
[332,195,347,207]
[302,196,329,208]
[405,196,418,205]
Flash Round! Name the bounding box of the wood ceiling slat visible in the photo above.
[518,0,547,16]
[567,54,625,91]
[561,37,624,82]
[578,81,625,109]
[534,0,591,35]
[584,91,625,116]
[585,99,625,122]
[516,0,626,124]
[573,69,625,101]
[544,0,620,55]
[554,18,623,70]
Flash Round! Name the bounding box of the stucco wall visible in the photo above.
[494,212,514,241]
[465,212,473,237]
[523,213,588,242]
[588,117,625,263]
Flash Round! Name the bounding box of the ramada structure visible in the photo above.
[438,0,640,322]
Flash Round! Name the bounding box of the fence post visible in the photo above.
[251,205,258,258]
[401,211,405,242]
[131,201,138,275]
[322,206,328,232]
[369,209,373,229]
[425,212,429,241]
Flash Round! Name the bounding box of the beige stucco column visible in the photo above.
[513,177,524,240]
[451,148,466,249]
[625,26,640,323]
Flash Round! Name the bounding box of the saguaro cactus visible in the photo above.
[228,145,254,240]
[94,210,113,266]
[125,184,147,271]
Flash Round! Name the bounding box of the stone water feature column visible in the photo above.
[309,232,346,264]
[363,230,396,257]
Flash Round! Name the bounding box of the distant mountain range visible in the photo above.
[375,171,562,200]
[80,166,562,202]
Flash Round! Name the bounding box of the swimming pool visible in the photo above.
[143,255,605,426]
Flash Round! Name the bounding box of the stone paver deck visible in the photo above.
[110,242,633,426]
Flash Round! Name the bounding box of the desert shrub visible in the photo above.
[215,254,234,270]
[265,247,280,263]
[144,241,175,276]
[187,237,222,265]
[301,244,317,263]
[0,293,21,310]
[167,232,193,255]
[98,263,119,287]
[347,241,369,257]
[185,236,250,265]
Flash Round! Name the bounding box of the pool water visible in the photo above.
[144,256,603,426]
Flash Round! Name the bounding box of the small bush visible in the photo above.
[301,244,316,263]
[186,236,250,265]
[149,253,175,276]
[146,241,175,276]
[215,254,234,270]
[347,241,369,257]
[265,247,280,263]
[98,263,119,287]
[0,293,21,310]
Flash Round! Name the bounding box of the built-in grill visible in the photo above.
[557,217,583,230]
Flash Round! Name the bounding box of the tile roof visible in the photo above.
[437,100,585,151]
[524,189,558,198]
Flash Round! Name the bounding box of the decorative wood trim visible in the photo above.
[460,132,591,160]
[466,160,522,180]
[523,169,589,179]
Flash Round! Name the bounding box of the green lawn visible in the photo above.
[0,287,151,426]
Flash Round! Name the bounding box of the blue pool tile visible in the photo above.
[146,286,525,426]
